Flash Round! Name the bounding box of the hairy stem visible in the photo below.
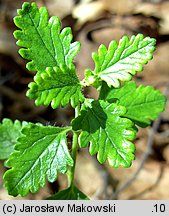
[67,104,80,187]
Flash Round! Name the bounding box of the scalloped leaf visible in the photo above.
[0,119,28,160]
[3,123,73,196]
[84,34,156,88]
[14,2,80,72]
[27,65,84,108]
[47,185,89,200]
[105,81,167,127]
[72,99,136,168]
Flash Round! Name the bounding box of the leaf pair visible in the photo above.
[14,2,84,108]
[72,82,166,168]
[14,2,157,110]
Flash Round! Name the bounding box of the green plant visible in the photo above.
[0,2,166,200]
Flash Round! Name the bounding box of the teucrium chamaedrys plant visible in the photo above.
[0,2,166,199]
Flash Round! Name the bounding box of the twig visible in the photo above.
[128,164,165,200]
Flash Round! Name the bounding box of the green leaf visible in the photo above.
[0,119,28,160]
[84,34,156,88]
[27,65,84,108]
[3,123,73,196]
[72,99,136,168]
[105,81,167,127]
[46,185,89,200]
[14,2,80,72]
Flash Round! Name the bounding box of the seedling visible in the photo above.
[0,2,166,200]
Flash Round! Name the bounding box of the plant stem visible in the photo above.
[67,104,80,187]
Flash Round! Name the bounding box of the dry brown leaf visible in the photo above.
[75,151,102,197]
[46,0,74,18]
[143,41,169,84]
[101,0,141,15]
[72,1,105,28]
[76,30,97,79]
[132,163,169,200]
[73,0,142,28]
[92,27,131,46]
[107,159,169,199]
[135,2,169,34]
